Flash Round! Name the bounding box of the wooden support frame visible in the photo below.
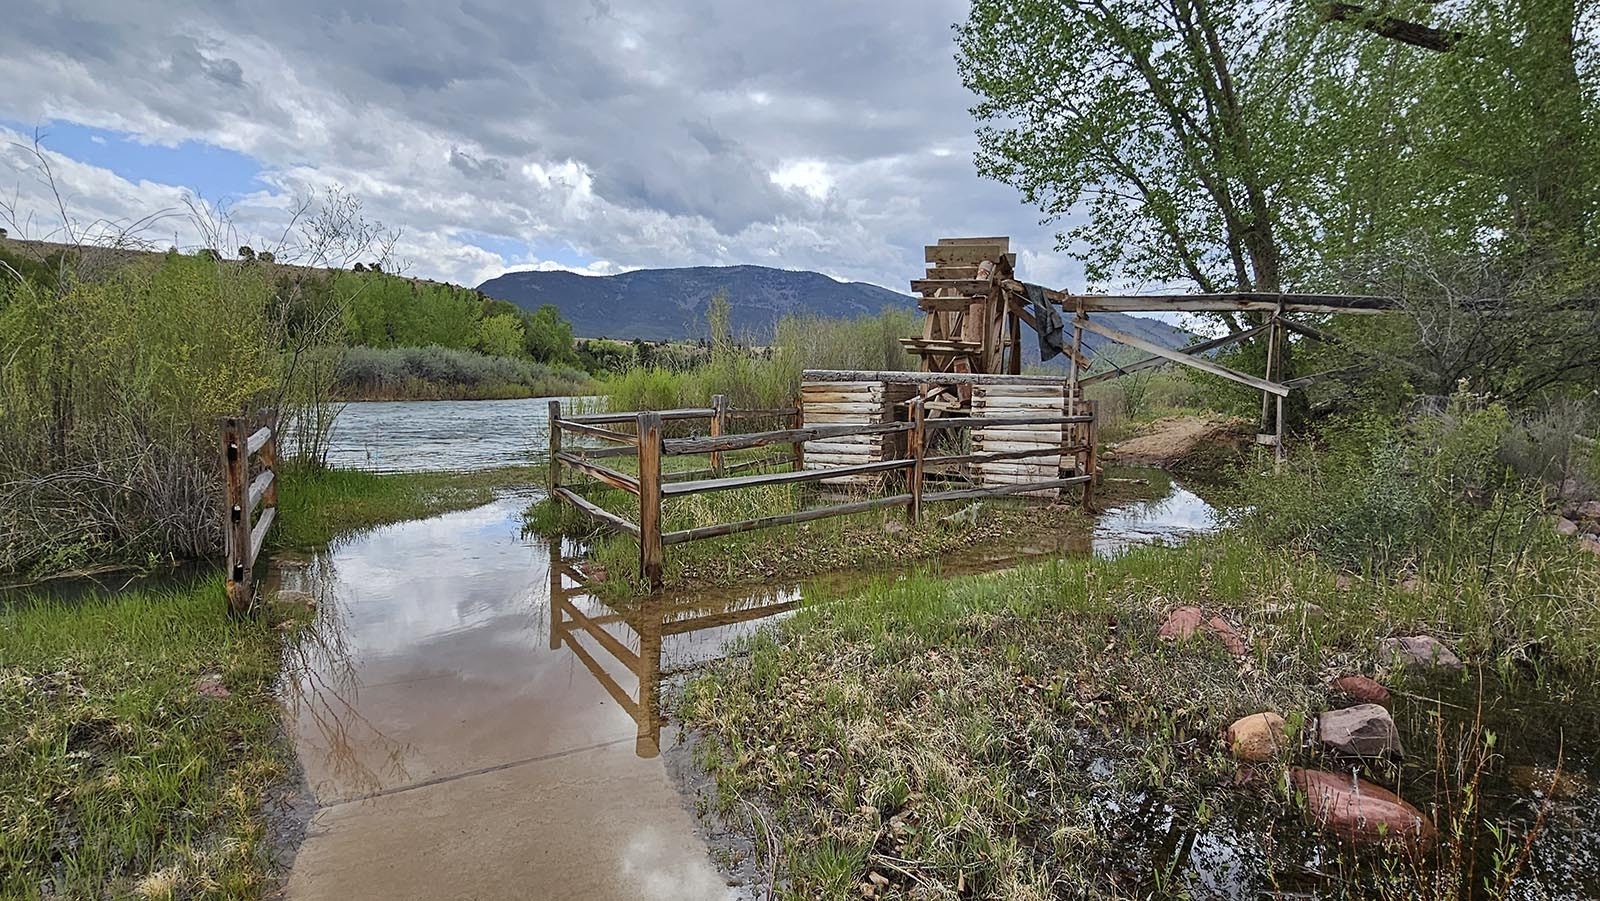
[221,414,279,615]
[1076,317,1290,397]
[1079,323,1272,385]
[545,392,1101,593]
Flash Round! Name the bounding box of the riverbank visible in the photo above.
[675,527,1600,897]
[0,465,542,899]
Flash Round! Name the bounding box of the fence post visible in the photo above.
[1082,400,1098,512]
[548,400,563,494]
[637,411,665,592]
[221,416,252,614]
[908,397,926,524]
[789,401,805,472]
[709,393,728,477]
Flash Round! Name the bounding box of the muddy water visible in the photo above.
[271,477,1219,899]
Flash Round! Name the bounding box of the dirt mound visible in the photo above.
[1107,415,1249,471]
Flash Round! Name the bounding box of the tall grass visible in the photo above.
[0,252,302,577]
[0,580,304,899]
[604,309,918,411]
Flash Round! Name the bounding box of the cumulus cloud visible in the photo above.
[0,0,1091,292]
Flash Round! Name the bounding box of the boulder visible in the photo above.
[1333,675,1391,707]
[1379,635,1464,672]
[1317,704,1403,758]
[1158,606,1247,656]
[1555,517,1581,537]
[1291,768,1437,849]
[1578,499,1600,520]
[1225,711,1290,762]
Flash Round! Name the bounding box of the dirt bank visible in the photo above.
[1106,414,1250,471]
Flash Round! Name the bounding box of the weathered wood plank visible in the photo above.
[568,408,713,424]
[662,494,913,545]
[246,427,271,457]
[556,452,640,495]
[1078,317,1291,396]
[804,370,1068,387]
[924,475,1090,504]
[662,458,909,497]
[247,469,275,513]
[665,420,912,455]
[928,413,1092,430]
[555,418,640,444]
[910,278,995,295]
[248,507,275,565]
[1079,324,1269,385]
[554,487,641,538]
[924,244,1007,265]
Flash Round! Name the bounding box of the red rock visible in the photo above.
[1334,675,1391,707]
[1158,606,1246,656]
[1158,606,1205,640]
[1291,768,1437,849]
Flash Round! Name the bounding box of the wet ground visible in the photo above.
[268,476,1220,900]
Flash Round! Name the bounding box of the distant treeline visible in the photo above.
[334,345,590,401]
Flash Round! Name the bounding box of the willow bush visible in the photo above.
[0,251,303,576]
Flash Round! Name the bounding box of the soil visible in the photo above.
[1106,414,1250,470]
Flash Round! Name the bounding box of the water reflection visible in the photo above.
[548,541,798,758]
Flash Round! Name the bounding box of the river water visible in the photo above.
[317,396,599,472]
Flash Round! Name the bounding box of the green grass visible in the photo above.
[0,581,312,899]
[677,526,1600,899]
[273,464,540,549]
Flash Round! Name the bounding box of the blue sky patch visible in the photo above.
[7,118,268,201]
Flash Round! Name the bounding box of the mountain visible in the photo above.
[475,264,1193,352]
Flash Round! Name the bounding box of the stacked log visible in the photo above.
[800,381,915,485]
[972,384,1075,497]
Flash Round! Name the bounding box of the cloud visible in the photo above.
[0,0,1094,294]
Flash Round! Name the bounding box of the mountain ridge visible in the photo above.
[476,264,1194,353]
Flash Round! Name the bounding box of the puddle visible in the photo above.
[269,473,1228,898]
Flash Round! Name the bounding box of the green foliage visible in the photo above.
[333,345,591,400]
[334,271,578,367]
[1233,395,1574,580]
[0,253,283,574]
[603,308,918,411]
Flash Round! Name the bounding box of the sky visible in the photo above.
[0,0,1090,294]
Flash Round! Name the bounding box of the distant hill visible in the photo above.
[475,264,1194,353]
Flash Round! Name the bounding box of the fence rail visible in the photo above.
[548,393,1096,591]
[221,414,279,614]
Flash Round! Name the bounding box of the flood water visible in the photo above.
[269,458,1224,898]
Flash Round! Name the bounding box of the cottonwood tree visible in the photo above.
[957,0,1298,299]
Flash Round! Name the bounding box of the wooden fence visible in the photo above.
[220,415,279,614]
[547,394,1096,591]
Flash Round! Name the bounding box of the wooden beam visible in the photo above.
[1079,324,1270,385]
[245,427,272,457]
[804,369,1069,387]
[661,458,910,496]
[555,418,639,444]
[662,494,913,545]
[926,413,1094,430]
[1077,317,1291,396]
[664,420,913,456]
[923,475,1091,505]
[556,452,640,495]
[1066,293,1395,314]
[553,486,641,538]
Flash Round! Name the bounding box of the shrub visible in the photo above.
[332,345,591,400]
